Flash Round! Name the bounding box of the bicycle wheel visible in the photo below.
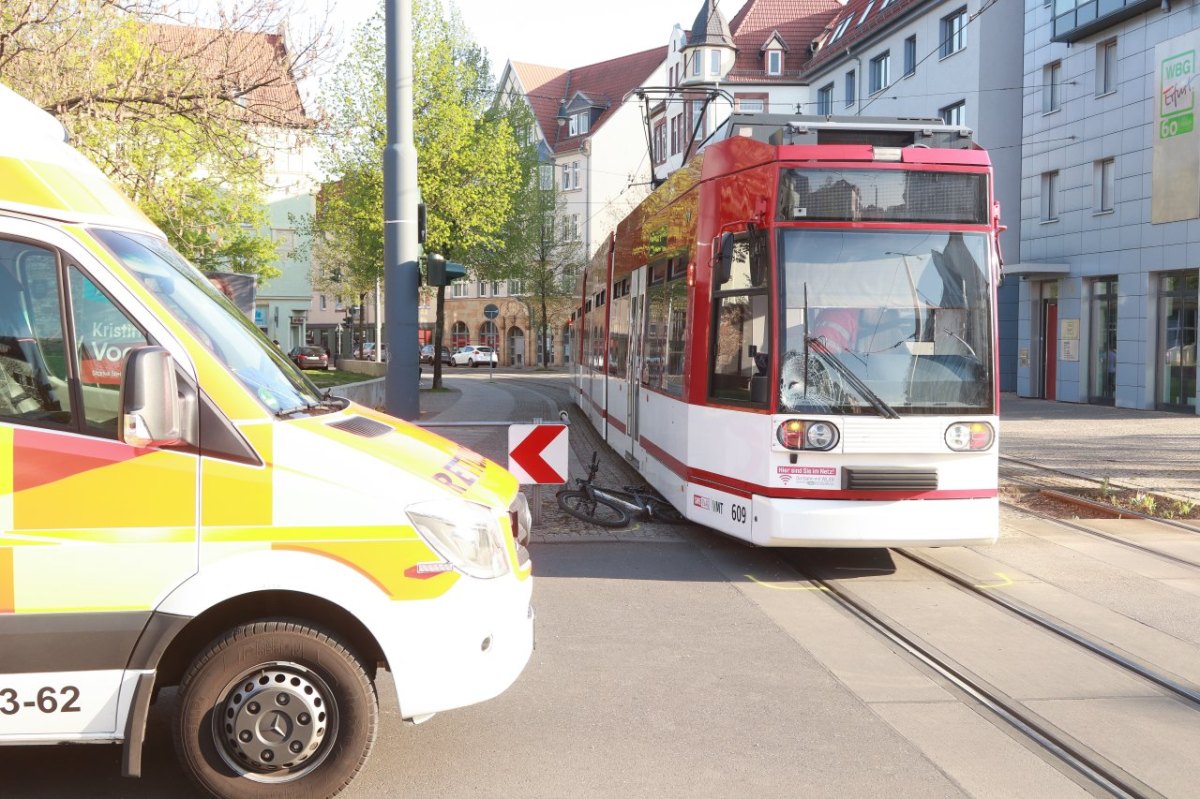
[556,490,630,528]
[644,496,687,524]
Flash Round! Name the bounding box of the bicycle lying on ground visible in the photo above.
[555,451,687,527]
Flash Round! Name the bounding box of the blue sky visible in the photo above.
[305,0,705,73]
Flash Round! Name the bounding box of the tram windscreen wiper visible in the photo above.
[806,337,901,419]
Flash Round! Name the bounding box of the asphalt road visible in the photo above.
[4,374,1199,798]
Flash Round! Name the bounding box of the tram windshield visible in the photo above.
[779,229,994,415]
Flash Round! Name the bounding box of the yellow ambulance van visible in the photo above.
[0,82,534,798]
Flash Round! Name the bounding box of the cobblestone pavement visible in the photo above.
[1000,393,1200,503]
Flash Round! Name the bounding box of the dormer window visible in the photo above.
[767,50,782,75]
[568,111,590,136]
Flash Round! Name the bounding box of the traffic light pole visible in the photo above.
[383,0,419,420]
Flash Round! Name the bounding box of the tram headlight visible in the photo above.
[945,422,994,452]
[806,422,837,449]
[776,419,839,451]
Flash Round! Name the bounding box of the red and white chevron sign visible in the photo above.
[507,424,568,484]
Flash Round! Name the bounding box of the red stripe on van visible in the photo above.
[13,428,141,492]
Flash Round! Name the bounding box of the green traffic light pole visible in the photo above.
[383,0,419,420]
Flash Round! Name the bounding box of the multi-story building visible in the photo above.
[1016,0,1197,412]
[424,48,667,367]
[651,0,841,182]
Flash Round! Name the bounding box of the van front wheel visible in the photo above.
[174,620,377,799]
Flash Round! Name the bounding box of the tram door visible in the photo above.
[627,266,647,465]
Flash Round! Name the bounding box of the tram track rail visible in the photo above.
[792,557,1164,799]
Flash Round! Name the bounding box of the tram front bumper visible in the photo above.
[753,494,999,547]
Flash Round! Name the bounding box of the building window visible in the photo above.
[509,279,524,295]
[539,163,554,190]
[1089,277,1118,405]
[940,100,965,126]
[451,279,467,298]
[1043,61,1062,113]
[1052,0,1157,43]
[830,17,852,43]
[817,83,834,115]
[571,161,580,189]
[1095,158,1115,213]
[858,1,876,25]
[869,51,890,94]
[670,116,678,154]
[709,49,721,76]
[570,111,590,136]
[1156,271,1198,410]
[478,281,490,297]
[767,50,782,76]
[561,164,570,191]
[735,96,765,113]
[653,121,666,164]
[904,35,916,76]
[1041,171,1059,222]
[692,52,701,76]
[319,295,327,311]
[1097,38,1117,96]
[940,7,966,58]
[845,70,856,107]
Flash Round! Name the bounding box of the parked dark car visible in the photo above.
[290,345,329,371]
[420,344,451,364]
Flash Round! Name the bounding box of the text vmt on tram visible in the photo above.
[572,114,1001,547]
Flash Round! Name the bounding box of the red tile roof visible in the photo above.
[726,0,844,82]
[142,22,310,128]
[511,46,667,153]
[803,0,924,74]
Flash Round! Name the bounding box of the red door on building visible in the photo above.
[1043,301,1058,400]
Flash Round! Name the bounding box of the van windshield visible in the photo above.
[91,228,325,415]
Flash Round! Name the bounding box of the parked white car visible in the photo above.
[450,345,498,368]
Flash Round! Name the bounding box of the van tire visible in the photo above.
[173,620,377,799]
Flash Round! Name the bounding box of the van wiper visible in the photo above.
[806,337,901,420]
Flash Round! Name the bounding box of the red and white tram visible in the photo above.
[572,115,1001,547]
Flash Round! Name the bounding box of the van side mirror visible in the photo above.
[714,232,735,286]
[120,346,182,448]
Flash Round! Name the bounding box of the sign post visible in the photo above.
[508,421,568,527]
[484,303,499,380]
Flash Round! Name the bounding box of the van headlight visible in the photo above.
[406,500,510,579]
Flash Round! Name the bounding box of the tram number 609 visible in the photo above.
[730,504,748,524]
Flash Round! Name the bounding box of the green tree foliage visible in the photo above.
[299,0,522,385]
[0,1,329,278]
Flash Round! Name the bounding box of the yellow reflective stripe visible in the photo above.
[272,540,459,601]
[4,527,194,545]
[203,525,422,544]
[0,548,13,613]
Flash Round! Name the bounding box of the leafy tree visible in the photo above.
[0,0,332,278]
[299,0,522,386]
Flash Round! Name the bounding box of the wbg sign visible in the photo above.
[1160,49,1195,140]
[1153,34,1200,223]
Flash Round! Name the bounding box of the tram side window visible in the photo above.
[710,235,769,404]
[610,289,629,379]
[641,259,688,395]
